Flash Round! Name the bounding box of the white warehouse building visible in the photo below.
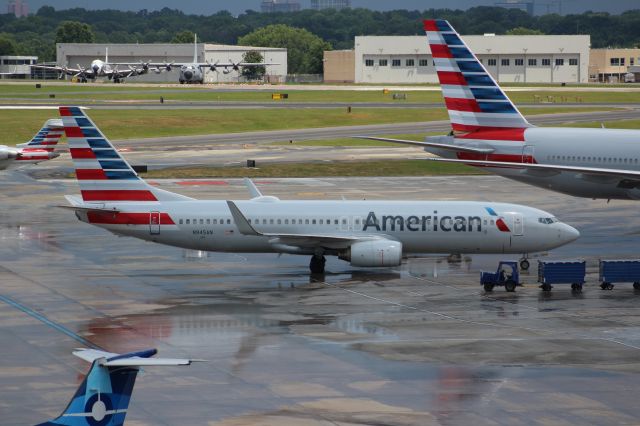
[326,34,590,84]
[57,43,287,83]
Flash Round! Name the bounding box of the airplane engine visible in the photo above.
[340,240,402,267]
[0,149,18,161]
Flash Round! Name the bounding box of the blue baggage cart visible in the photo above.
[599,260,640,290]
[537,260,586,292]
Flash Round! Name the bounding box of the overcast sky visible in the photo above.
[21,0,640,16]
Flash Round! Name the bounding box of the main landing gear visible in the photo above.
[309,254,326,274]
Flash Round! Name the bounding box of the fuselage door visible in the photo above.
[512,213,524,236]
[150,211,161,235]
[522,145,535,164]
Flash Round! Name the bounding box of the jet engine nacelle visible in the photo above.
[0,149,18,161]
[340,240,402,267]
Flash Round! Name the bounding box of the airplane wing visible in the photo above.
[227,200,383,249]
[30,64,86,77]
[355,136,495,154]
[424,158,640,182]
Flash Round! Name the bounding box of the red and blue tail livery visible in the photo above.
[60,106,187,202]
[424,19,531,134]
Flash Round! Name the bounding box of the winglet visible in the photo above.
[227,201,261,236]
[244,178,263,198]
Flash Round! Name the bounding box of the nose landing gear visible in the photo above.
[519,257,530,271]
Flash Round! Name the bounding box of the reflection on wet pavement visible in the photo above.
[1,176,640,425]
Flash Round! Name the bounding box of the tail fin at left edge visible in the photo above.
[17,119,64,152]
[35,348,200,426]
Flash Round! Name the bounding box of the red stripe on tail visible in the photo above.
[64,127,83,138]
[437,71,467,85]
[76,169,107,180]
[423,20,438,31]
[444,97,481,112]
[69,148,96,159]
[430,44,452,59]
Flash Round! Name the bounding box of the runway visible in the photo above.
[2,175,640,425]
[111,108,640,149]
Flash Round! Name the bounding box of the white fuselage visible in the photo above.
[432,127,640,200]
[75,199,578,256]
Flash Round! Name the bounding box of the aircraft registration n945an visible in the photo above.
[359,19,640,201]
[59,106,578,274]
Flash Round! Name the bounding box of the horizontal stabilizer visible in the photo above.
[73,348,204,366]
[355,136,495,154]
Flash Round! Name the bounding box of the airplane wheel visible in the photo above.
[179,80,185,84]
[483,283,494,292]
[519,259,530,271]
[309,255,326,274]
[505,279,516,292]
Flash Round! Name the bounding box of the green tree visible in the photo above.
[171,30,195,43]
[506,27,545,35]
[0,34,17,56]
[241,50,265,80]
[239,24,331,74]
[55,21,95,44]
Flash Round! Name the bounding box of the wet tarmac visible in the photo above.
[2,175,640,425]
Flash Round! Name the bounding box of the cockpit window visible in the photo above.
[538,217,558,224]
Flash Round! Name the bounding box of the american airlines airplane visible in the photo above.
[36,348,197,426]
[363,19,640,201]
[59,106,578,274]
[0,119,63,170]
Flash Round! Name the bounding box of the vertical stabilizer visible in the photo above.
[35,348,198,426]
[193,33,198,64]
[17,119,64,152]
[59,106,192,203]
[424,19,531,134]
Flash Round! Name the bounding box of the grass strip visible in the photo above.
[143,159,483,179]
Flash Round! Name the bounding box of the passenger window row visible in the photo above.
[548,155,639,164]
[177,217,356,226]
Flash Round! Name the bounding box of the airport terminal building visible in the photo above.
[56,43,288,83]
[325,34,590,84]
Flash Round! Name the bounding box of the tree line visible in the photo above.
[0,6,638,73]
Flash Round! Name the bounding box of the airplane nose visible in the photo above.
[92,65,100,73]
[559,223,580,244]
[184,70,193,80]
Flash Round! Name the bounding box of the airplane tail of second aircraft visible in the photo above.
[35,348,198,426]
[17,118,64,152]
[424,19,532,135]
[59,106,192,204]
